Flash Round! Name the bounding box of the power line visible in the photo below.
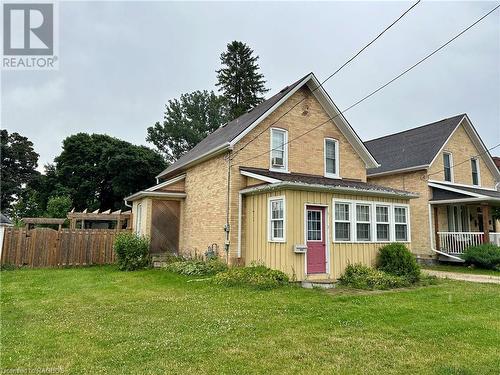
[229,0,421,160]
[233,4,500,168]
[424,142,500,180]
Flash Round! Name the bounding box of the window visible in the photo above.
[324,138,339,178]
[269,197,285,241]
[376,205,390,241]
[471,158,480,186]
[356,204,371,241]
[394,206,408,241]
[443,152,453,182]
[270,128,288,171]
[135,203,142,235]
[307,210,322,241]
[334,202,351,241]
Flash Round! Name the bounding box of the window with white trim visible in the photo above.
[356,204,371,241]
[270,128,288,171]
[269,197,285,241]
[394,206,408,241]
[471,158,480,186]
[334,202,351,241]
[135,203,142,236]
[443,152,453,182]
[324,138,339,178]
[375,205,390,241]
[307,210,322,241]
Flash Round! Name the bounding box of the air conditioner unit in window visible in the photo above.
[271,157,284,167]
[293,244,307,254]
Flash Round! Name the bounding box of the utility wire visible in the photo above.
[233,4,500,168]
[230,0,422,160]
[424,142,500,180]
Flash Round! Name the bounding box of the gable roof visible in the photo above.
[157,72,378,179]
[366,114,500,181]
[365,114,465,176]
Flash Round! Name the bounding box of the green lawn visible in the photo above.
[422,264,500,276]
[1,267,499,374]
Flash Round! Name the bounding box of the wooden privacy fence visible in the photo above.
[1,227,130,267]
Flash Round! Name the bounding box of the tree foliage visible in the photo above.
[0,130,40,215]
[46,196,72,218]
[216,41,269,119]
[146,90,226,162]
[53,133,166,210]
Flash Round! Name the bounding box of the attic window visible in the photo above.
[443,152,453,182]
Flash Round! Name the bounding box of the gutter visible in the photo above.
[367,164,429,178]
[239,181,418,199]
[124,191,187,202]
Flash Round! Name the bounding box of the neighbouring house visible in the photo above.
[0,214,13,227]
[125,72,418,281]
[365,114,500,261]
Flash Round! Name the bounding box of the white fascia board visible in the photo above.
[240,170,281,183]
[306,76,379,169]
[146,174,186,192]
[427,179,499,192]
[240,181,418,199]
[156,142,230,179]
[427,182,486,198]
[429,197,494,205]
[228,75,313,147]
[124,191,186,202]
[367,164,429,178]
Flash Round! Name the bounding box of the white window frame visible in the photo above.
[268,196,286,242]
[375,204,391,242]
[324,138,340,179]
[355,203,372,242]
[269,128,288,173]
[333,201,352,242]
[135,203,142,236]
[393,205,410,242]
[471,158,481,186]
[306,208,323,242]
[443,152,454,183]
[332,199,411,244]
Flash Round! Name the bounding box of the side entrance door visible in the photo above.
[306,206,326,274]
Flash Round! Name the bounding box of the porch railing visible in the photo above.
[490,233,500,246]
[437,232,484,255]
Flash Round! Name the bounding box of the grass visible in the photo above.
[422,264,500,276]
[1,267,499,374]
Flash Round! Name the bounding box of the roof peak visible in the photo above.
[366,113,466,144]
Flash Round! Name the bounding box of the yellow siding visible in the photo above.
[244,189,411,281]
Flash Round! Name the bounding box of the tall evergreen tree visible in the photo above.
[216,41,269,119]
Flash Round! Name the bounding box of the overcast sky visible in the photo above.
[2,1,499,171]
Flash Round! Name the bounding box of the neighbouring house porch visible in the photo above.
[428,181,500,260]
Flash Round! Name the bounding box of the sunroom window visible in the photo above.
[394,206,408,241]
[356,204,371,241]
[269,197,285,241]
[334,202,351,241]
[376,205,390,241]
[270,128,288,171]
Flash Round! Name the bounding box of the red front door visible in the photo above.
[306,206,326,274]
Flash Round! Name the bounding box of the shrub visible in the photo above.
[339,264,411,290]
[462,244,500,270]
[114,232,150,271]
[377,243,420,283]
[213,265,289,290]
[164,259,228,276]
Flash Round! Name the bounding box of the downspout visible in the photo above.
[428,202,464,261]
[224,152,231,264]
[124,199,132,208]
[237,192,242,259]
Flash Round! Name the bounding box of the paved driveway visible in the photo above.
[423,270,500,284]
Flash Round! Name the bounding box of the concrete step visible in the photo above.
[301,279,336,289]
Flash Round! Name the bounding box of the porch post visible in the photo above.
[433,206,440,251]
[481,204,490,244]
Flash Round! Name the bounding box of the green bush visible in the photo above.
[377,243,420,283]
[164,259,228,276]
[213,265,289,290]
[462,244,500,270]
[339,264,411,290]
[114,232,150,271]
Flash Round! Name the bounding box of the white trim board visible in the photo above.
[427,179,498,192]
[146,174,186,192]
[427,182,486,198]
[240,170,281,184]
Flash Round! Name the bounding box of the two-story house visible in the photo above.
[125,73,418,281]
[365,115,500,262]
